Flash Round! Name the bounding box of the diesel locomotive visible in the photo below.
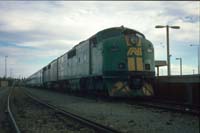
[26,26,155,97]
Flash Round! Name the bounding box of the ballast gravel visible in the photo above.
[26,87,199,133]
[12,87,96,133]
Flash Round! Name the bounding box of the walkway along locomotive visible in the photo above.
[26,26,155,97]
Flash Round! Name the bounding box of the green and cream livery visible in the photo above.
[102,26,155,97]
[26,26,155,97]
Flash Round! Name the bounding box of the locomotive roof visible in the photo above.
[27,26,146,79]
[73,26,145,48]
[96,26,145,38]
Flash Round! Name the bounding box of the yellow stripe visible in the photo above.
[136,57,143,71]
[127,47,142,56]
[137,38,141,46]
[128,57,135,71]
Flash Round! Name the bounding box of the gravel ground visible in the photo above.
[0,87,13,133]
[26,87,199,133]
[11,87,97,133]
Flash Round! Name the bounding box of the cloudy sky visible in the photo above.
[0,1,199,78]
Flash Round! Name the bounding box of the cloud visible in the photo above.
[0,1,199,77]
[0,45,66,77]
[18,40,78,50]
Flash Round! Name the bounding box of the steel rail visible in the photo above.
[7,88,21,133]
[130,100,199,116]
[148,96,200,108]
[24,90,121,133]
[92,96,199,116]
[143,97,200,115]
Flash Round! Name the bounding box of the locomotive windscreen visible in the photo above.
[123,29,145,38]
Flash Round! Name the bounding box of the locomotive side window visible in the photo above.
[136,33,144,38]
[68,49,76,59]
[43,67,46,71]
[90,37,97,47]
[48,65,51,69]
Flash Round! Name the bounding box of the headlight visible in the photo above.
[129,36,138,45]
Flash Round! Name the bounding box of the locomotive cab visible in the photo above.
[99,27,155,97]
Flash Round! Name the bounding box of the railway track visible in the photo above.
[7,88,20,133]
[127,98,200,116]
[91,96,199,116]
[0,87,12,133]
[7,87,121,133]
[55,91,200,116]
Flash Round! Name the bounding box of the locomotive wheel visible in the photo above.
[94,78,103,91]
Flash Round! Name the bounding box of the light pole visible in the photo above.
[5,56,8,78]
[10,68,12,78]
[193,69,195,75]
[155,25,180,76]
[176,57,182,76]
[169,54,172,75]
[190,44,200,74]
